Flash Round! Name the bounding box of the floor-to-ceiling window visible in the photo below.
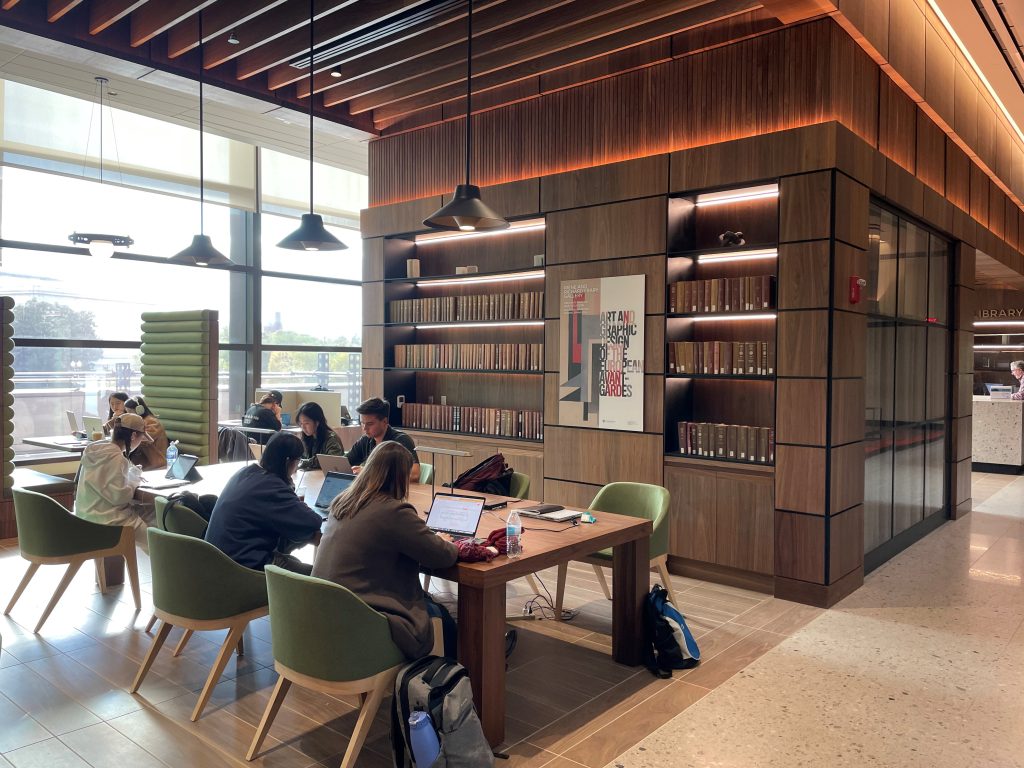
[864,202,950,567]
[0,79,365,457]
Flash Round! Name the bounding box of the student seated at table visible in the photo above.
[204,431,322,575]
[123,396,169,471]
[346,397,421,482]
[242,390,283,444]
[312,441,458,658]
[296,401,345,471]
[102,391,129,434]
[76,412,155,552]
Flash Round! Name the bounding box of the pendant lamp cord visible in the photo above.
[309,0,315,215]
[198,11,206,235]
[98,79,104,185]
[465,0,472,187]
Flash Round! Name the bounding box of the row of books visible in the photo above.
[388,292,543,323]
[402,403,543,440]
[669,275,775,313]
[668,341,775,375]
[676,422,775,464]
[393,343,543,371]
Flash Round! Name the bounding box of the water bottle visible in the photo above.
[408,711,440,766]
[506,509,523,559]
[165,440,179,466]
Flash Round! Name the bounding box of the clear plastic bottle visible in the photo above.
[408,711,440,766]
[506,509,523,559]
[165,439,179,467]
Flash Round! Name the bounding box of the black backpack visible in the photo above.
[643,584,701,678]
[390,656,494,767]
[450,453,513,496]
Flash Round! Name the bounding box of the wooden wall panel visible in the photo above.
[916,109,946,194]
[546,197,666,265]
[780,172,832,242]
[777,310,829,377]
[776,445,826,513]
[545,256,666,317]
[544,426,662,486]
[716,474,774,574]
[878,75,917,172]
[945,138,971,212]
[836,0,889,59]
[971,164,990,227]
[924,19,955,129]
[834,172,870,249]
[775,510,825,583]
[363,282,384,325]
[362,369,383,399]
[361,196,445,237]
[989,182,1006,240]
[829,22,880,148]
[833,242,868,313]
[778,241,830,310]
[953,64,978,151]
[541,156,668,212]
[543,479,603,510]
[665,465,716,563]
[885,159,925,218]
[776,378,827,446]
[830,441,865,512]
[888,0,926,98]
[831,378,865,446]
[829,504,864,581]
[363,237,385,282]
[361,325,384,370]
[442,179,541,219]
[952,415,971,461]
[832,311,867,378]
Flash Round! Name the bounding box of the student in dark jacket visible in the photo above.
[205,432,322,574]
[311,441,458,658]
[242,390,283,444]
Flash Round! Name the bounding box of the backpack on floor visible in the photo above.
[390,655,494,768]
[450,453,513,496]
[643,584,700,678]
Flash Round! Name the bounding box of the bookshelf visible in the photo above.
[380,218,545,444]
[664,184,779,466]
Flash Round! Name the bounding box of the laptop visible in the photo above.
[309,471,356,516]
[142,454,201,490]
[518,504,584,523]
[425,493,485,539]
[82,415,104,435]
[989,384,1013,399]
[66,410,82,434]
[317,454,353,474]
[250,443,264,460]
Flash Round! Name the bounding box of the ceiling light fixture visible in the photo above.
[68,77,134,258]
[695,184,779,207]
[277,0,347,251]
[330,69,342,78]
[227,30,240,45]
[423,0,507,232]
[170,12,230,267]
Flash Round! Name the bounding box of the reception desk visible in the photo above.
[973,396,1024,471]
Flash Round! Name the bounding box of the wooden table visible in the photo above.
[137,463,652,747]
[21,435,93,453]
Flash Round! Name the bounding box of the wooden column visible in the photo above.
[950,243,975,519]
[774,170,868,607]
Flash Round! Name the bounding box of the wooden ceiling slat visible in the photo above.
[165,1,288,58]
[368,0,757,123]
[324,0,653,107]
[290,0,565,97]
[1,0,21,9]
[130,0,217,48]
[234,0,433,81]
[47,0,85,21]
[90,0,151,35]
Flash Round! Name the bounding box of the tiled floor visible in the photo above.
[0,531,818,767]
[608,472,1024,767]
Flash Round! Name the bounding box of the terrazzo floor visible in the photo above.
[606,472,1024,768]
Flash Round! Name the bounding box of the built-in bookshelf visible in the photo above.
[380,219,545,443]
[973,334,1024,395]
[664,184,779,466]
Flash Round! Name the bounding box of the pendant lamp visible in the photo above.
[277,0,346,251]
[68,77,134,258]
[423,0,507,232]
[170,12,230,267]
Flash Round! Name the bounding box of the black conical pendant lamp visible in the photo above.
[277,0,346,251]
[170,11,230,267]
[423,0,508,232]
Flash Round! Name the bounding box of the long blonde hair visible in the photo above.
[329,441,412,519]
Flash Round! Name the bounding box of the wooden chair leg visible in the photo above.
[246,675,292,761]
[554,562,568,620]
[95,558,108,594]
[592,564,612,600]
[191,623,246,721]
[422,574,432,593]
[172,629,194,657]
[341,678,388,768]
[525,574,541,594]
[236,635,245,657]
[131,621,172,693]
[655,558,678,606]
[144,614,158,633]
[34,560,84,634]
[122,539,142,611]
[5,562,40,616]
[430,616,444,656]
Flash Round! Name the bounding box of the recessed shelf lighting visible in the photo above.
[695,184,778,207]
[974,344,1024,350]
[414,321,544,330]
[414,219,544,243]
[690,313,777,322]
[696,248,777,263]
[415,269,544,287]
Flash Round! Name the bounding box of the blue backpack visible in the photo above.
[643,584,700,678]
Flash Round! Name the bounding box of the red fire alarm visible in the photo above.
[849,276,866,304]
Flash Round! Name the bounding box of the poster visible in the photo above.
[558,274,645,431]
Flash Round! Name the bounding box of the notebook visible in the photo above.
[309,471,356,516]
[317,454,353,474]
[425,493,485,538]
[518,504,583,523]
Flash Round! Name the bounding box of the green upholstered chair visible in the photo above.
[509,471,530,499]
[132,528,268,721]
[247,566,442,768]
[554,482,675,618]
[5,488,141,633]
[419,462,434,484]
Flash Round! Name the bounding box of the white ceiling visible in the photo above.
[0,24,372,176]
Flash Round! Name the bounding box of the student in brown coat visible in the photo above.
[311,441,458,658]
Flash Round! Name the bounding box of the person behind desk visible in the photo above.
[312,441,458,658]
[75,413,155,552]
[124,396,169,470]
[204,432,322,575]
[346,397,421,482]
[295,401,344,470]
[242,389,283,444]
[1011,361,1024,400]
[102,391,129,435]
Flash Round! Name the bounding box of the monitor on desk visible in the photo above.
[988,384,1013,399]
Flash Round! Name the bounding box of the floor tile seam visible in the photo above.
[536,749,589,768]
[0,657,116,732]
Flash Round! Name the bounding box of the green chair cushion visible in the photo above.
[589,482,670,559]
[13,488,122,557]
[141,332,210,344]
[141,343,208,356]
[140,365,208,377]
[141,321,211,334]
[140,354,209,367]
[142,386,209,400]
[510,472,530,499]
[142,310,214,323]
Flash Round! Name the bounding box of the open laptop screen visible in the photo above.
[312,471,356,511]
[425,494,485,537]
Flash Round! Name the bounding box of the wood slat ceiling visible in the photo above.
[0,0,813,137]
